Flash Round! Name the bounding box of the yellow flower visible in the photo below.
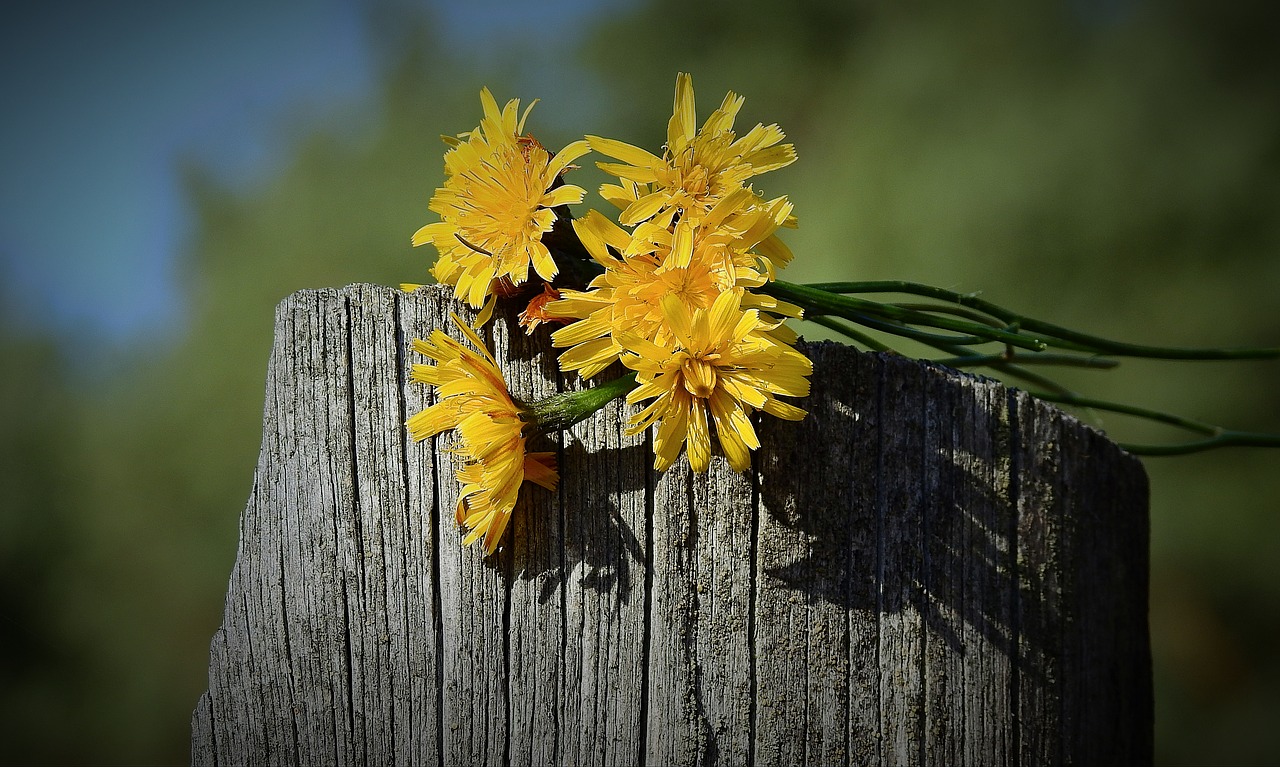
[547,205,801,379]
[587,72,796,236]
[405,314,557,554]
[621,290,811,473]
[413,88,590,323]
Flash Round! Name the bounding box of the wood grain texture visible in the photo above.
[193,284,1152,766]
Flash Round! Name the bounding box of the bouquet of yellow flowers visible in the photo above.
[403,73,1279,555]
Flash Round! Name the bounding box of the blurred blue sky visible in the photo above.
[0,0,625,346]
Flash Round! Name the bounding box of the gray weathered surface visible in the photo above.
[192,284,1152,766]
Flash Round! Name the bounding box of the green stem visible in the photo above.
[1119,433,1280,456]
[1028,390,1219,434]
[842,311,992,347]
[522,371,639,434]
[1026,389,1280,455]
[804,280,1280,360]
[887,328,1076,395]
[889,301,1007,329]
[762,280,1049,351]
[805,315,895,352]
[937,353,1119,370]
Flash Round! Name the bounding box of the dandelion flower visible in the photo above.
[621,290,811,473]
[405,314,557,554]
[413,88,590,322]
[548,207,801,379]
[588,72,796,234]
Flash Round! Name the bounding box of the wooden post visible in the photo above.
[191,284,1151,766]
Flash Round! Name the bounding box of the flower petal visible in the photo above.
[619,191,669,226]
[668,72,697,153]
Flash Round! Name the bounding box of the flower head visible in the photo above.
[547,206,801,379]
[405,314,557,554]
[621,290,811,473]
[588,73,796,235]
[413,88,590,322]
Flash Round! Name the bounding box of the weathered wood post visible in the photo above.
[192,284,1151,766]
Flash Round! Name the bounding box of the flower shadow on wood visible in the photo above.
[756,344,1044,685]
[505,431,649,608]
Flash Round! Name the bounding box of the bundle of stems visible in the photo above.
[762,280,1280,455]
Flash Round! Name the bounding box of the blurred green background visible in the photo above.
[2,0,1278,763]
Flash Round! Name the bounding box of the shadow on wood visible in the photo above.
[191,284,1152,766]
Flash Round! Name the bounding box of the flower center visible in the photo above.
[679,164,710,197]
[681,353,720,399]
[656,266,716,310]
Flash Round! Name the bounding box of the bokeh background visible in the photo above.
[2,0,1278,762]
